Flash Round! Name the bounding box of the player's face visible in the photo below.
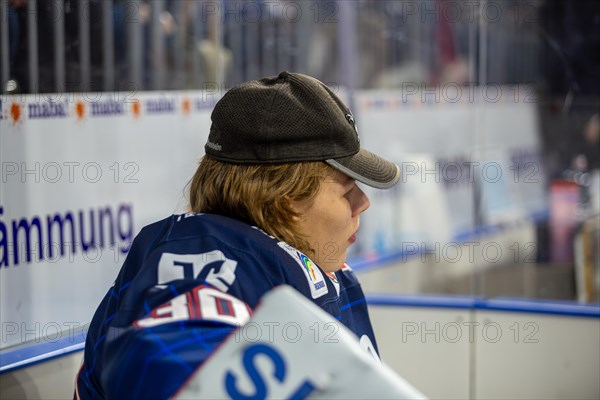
[291,170,370,272]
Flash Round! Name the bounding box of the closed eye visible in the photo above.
[344,183,356,198]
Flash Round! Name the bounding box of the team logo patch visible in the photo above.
[299,254,324,288]
[277,242,328,299]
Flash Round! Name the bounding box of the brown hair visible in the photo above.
[189,155,332,256]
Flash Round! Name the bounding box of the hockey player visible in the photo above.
[75,71,403,399]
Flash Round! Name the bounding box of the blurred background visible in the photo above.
[1,0,599,399]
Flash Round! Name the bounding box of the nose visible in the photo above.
[351,185,370,217]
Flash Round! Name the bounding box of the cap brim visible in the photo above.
[326,148,400,189]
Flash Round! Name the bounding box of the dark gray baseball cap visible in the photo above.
[205,71,400,189]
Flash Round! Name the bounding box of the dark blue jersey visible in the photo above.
[75,213,378,400]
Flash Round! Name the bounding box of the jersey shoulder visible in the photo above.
[113,213,336,320]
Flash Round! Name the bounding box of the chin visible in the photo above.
[331,255,347,272]
[319,258,343,273]
[323,264,343,273]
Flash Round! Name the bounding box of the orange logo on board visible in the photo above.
[75,101,86,120]
[182,97,191,115]
[131,100,141,118]
[10,103,21,124]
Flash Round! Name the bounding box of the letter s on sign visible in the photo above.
[224,343,317,400]
[225,344,285,400]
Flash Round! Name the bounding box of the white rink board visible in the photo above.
[369,305,600,400]
[474,311,600,400]
[0,91,216,349]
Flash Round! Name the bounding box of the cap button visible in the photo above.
[278,71,290,79]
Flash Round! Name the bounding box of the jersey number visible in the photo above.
[135,286,251,328]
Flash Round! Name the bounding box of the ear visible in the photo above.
[285,196,306,220]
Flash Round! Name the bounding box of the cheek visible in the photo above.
[305,194,353,243]
[327,203,353,236]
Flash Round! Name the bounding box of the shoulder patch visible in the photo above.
[277,242,328,299]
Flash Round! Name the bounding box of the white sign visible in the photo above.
[174,285,427,400]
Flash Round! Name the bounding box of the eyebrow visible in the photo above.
[326,171,354,186]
